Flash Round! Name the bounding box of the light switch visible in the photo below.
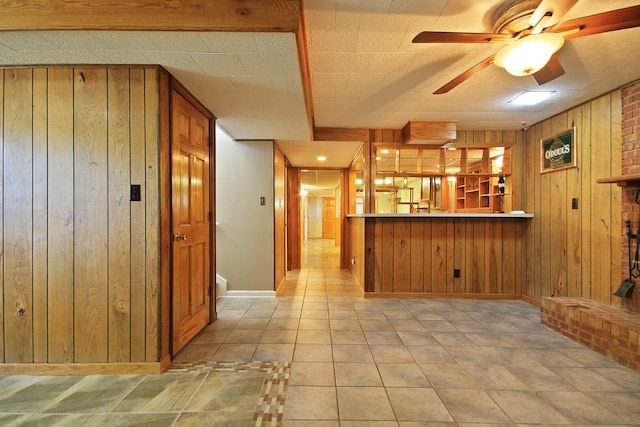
[260,196,266,206]
[130,184,141,201]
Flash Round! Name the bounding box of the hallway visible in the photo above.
[1,239,640,425]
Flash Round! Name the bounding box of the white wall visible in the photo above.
[308,196,323,239]
[215,127,274,294]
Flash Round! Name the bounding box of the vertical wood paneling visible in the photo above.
[539,120,551,298]
[47,68,75,363]
[445,219,455,292]
[525,122,537,298]
[431,220,447,292]
[591,94,613,304]
[129,68,146,362]
[610,91,622,307]
[74,68,109,363]
[549,114,568,296]
[471,221,484,293]
[373,219,383,292]
[566,106,583,297]
[409,220,424,292]
[580,104,593,298]
[107,68,132,362]
[0,66,169,368]
[152,69,166,361]
[4,68,34,362]
[381,219,394,292]
[464,220,474,292]
[502,219,516,294]
[422,220,433,292]
[453,219,465,293]
[485,220,501,293]
[32,68,49,363]
[393,218,410,292]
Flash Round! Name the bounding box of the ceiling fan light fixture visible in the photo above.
[494,33,564,76]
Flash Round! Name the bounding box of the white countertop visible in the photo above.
[347,212,534,218]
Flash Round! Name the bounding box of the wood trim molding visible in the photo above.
[0,362,165,375]
[0,0,301,32]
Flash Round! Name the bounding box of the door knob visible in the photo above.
[174,233,187,241]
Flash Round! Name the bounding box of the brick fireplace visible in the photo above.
[620,80,640,314]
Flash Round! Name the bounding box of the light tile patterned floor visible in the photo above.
[1,239,640,426]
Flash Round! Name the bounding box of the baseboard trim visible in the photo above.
[221,290,276,299]
[364,292,540,306]
[0,361,164,376]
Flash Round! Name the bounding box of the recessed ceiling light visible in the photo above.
[380,149,389,154]
[510,91,555,105]
[317,156,327,161]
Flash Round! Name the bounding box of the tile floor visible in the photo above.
[1,239,640,426]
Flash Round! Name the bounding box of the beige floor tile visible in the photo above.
[329,319,363,331]
[551,367,627,391]
[486,389,570,424]
[283,386,338,420]
[369,345,415,363]
[293,344,334,362]
[377,363,431,387]
[253,343,295,361]
[297,329,331,344]
[538,391,628,424]
[334,362,383,386]
[260,329,298,344]
[289,362,335,386]
[210,343,257,361]
[332,344,374,362]
[298,318,330,330]
[407,345,456,364]
[331,329,367,345]
[386,388,452,422]
[437,388,512,424]
[419,363,479,388]
[336,387,395,421]
[588,391,640,424]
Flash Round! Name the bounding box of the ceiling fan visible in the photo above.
[412,0,640,94]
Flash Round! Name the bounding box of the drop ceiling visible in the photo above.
[0,0,639,176]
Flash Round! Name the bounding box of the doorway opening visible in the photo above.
[299,169,342,268]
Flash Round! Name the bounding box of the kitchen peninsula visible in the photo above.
[347,212,533,300]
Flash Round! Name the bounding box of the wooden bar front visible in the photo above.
[348,214,533,299]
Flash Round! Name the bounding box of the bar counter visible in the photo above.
[347,213,533,298]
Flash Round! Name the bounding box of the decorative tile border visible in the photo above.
[168,361,291,426]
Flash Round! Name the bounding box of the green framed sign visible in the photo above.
[541,127,576,173]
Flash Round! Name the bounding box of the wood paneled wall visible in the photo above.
[0,67,162,366]
[349,216,528,297]
[523,90,622,307]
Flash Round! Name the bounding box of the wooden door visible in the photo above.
[171,91,211,354]
[322,197,336,238]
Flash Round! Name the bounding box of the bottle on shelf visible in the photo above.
[497,174,505,194]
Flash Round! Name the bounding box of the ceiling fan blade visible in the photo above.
[434,54,496,95]
[530,0,578,29]
[412,31,513,44]
[550,5,640,40]
[533,54,565,85]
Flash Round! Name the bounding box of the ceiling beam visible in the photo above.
[0,0,300,32]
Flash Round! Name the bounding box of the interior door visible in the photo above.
[322,197,336,239]
[171,91,211,354]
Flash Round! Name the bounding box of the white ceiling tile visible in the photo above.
[143,32,209,53]
[253,33,297,54]
[90,31,158,51]
[198,32,258,53]
[191,53,246,76]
